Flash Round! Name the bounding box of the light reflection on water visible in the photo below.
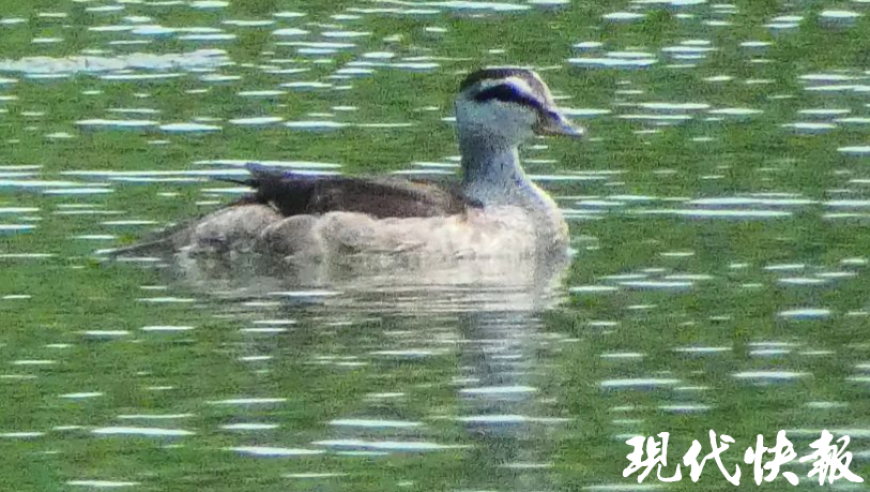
[1,0,870,489]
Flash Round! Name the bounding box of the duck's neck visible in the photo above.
[460,134,539,207]
[459,133,568,248]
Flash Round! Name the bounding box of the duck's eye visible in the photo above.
[473,84,542,111]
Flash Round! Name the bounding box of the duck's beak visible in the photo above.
[535,109,585,138]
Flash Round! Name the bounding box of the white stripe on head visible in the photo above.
[466,72,556,108]
[475,76,535,95]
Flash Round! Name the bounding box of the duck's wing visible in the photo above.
[225,164,478,219]
[100,166,474,258]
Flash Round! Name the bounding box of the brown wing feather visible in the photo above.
[238,167,478,219]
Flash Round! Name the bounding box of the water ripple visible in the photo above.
[225,446,323,457]
[92,426,194,437]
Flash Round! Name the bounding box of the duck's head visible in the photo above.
[454,68,585,146]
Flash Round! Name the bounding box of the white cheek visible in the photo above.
[457,102,536,141]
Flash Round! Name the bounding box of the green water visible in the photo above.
[2,0,870,490]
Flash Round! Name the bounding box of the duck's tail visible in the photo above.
[210,163,319,189]
[96,240,167,259]
[100,164,300,258]
[96,220,193,258]
[211,176,252,187]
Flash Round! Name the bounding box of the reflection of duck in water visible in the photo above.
[113,68,584,265]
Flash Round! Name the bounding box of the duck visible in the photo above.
[113,68,585,265]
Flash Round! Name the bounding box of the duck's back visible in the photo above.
[111,168,476,256]
[235,167,477,219]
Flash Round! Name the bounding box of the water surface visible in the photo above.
[2,1,870,491]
